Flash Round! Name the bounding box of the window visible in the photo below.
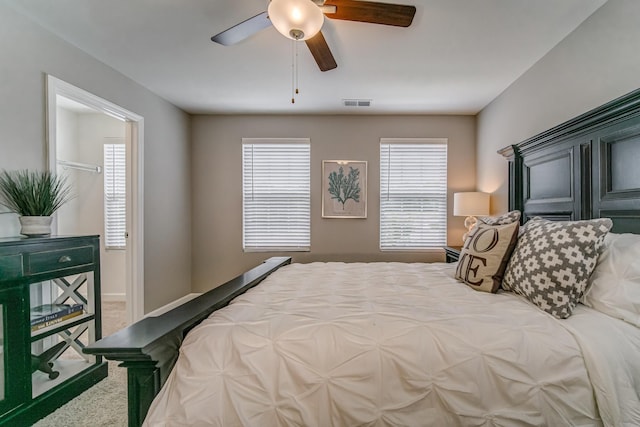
[104,143,126,249]
[242,138,310,251]
[380,138,448,250]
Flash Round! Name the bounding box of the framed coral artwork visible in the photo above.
[322,160,367,218]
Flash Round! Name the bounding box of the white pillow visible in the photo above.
[583,233,640,327]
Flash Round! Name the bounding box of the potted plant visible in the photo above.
[0,170,72,237]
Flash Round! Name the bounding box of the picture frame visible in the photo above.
[322,160,367,218]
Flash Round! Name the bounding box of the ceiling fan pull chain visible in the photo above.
[291,39,295,104]
[295,41,300,96]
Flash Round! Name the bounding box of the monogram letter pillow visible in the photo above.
[455,221,519,293]
[502,217,612,319]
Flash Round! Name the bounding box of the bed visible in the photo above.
[85,88,640,427]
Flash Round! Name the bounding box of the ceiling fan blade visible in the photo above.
[305,31,337,72]
[324,0,416,27]
[211,11,271,46]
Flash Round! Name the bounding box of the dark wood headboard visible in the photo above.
[499,88,640,234]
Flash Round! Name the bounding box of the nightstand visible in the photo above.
[444,245,462,263]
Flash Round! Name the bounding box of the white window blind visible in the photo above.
[242,139,310,251]
[380,138,448,250]
[104,143,126,249]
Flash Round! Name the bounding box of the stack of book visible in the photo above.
[30,303,84,332]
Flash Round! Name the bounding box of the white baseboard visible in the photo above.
[102,293,126,302]
[144,293,202,317]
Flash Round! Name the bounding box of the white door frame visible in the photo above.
[46,74,145,323]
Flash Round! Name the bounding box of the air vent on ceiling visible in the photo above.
[343,99,371,107]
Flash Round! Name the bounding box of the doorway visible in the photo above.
[46,75,144,324]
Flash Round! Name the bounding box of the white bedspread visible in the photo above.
[143,262,640,426]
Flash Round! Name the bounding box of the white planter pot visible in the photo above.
[19,216,53,237]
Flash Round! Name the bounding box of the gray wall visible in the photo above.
[191,114,476,291]
[0,4,192,313]
[476,0,640,213]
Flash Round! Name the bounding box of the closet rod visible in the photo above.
[57,160,102,174]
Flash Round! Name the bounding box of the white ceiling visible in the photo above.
[7,0,607,115]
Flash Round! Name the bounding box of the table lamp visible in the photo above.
[454,192,490,242]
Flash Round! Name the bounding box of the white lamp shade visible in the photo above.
[268,0,324,41]
[453,192,490,216]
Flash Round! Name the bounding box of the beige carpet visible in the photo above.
[33,301,129,427]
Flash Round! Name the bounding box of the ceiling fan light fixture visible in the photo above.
[268,0,324,41]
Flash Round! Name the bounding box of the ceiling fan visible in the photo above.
[211,0,417,72]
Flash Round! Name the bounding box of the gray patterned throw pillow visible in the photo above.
[477,210,521,226]
[502,217,612,318]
